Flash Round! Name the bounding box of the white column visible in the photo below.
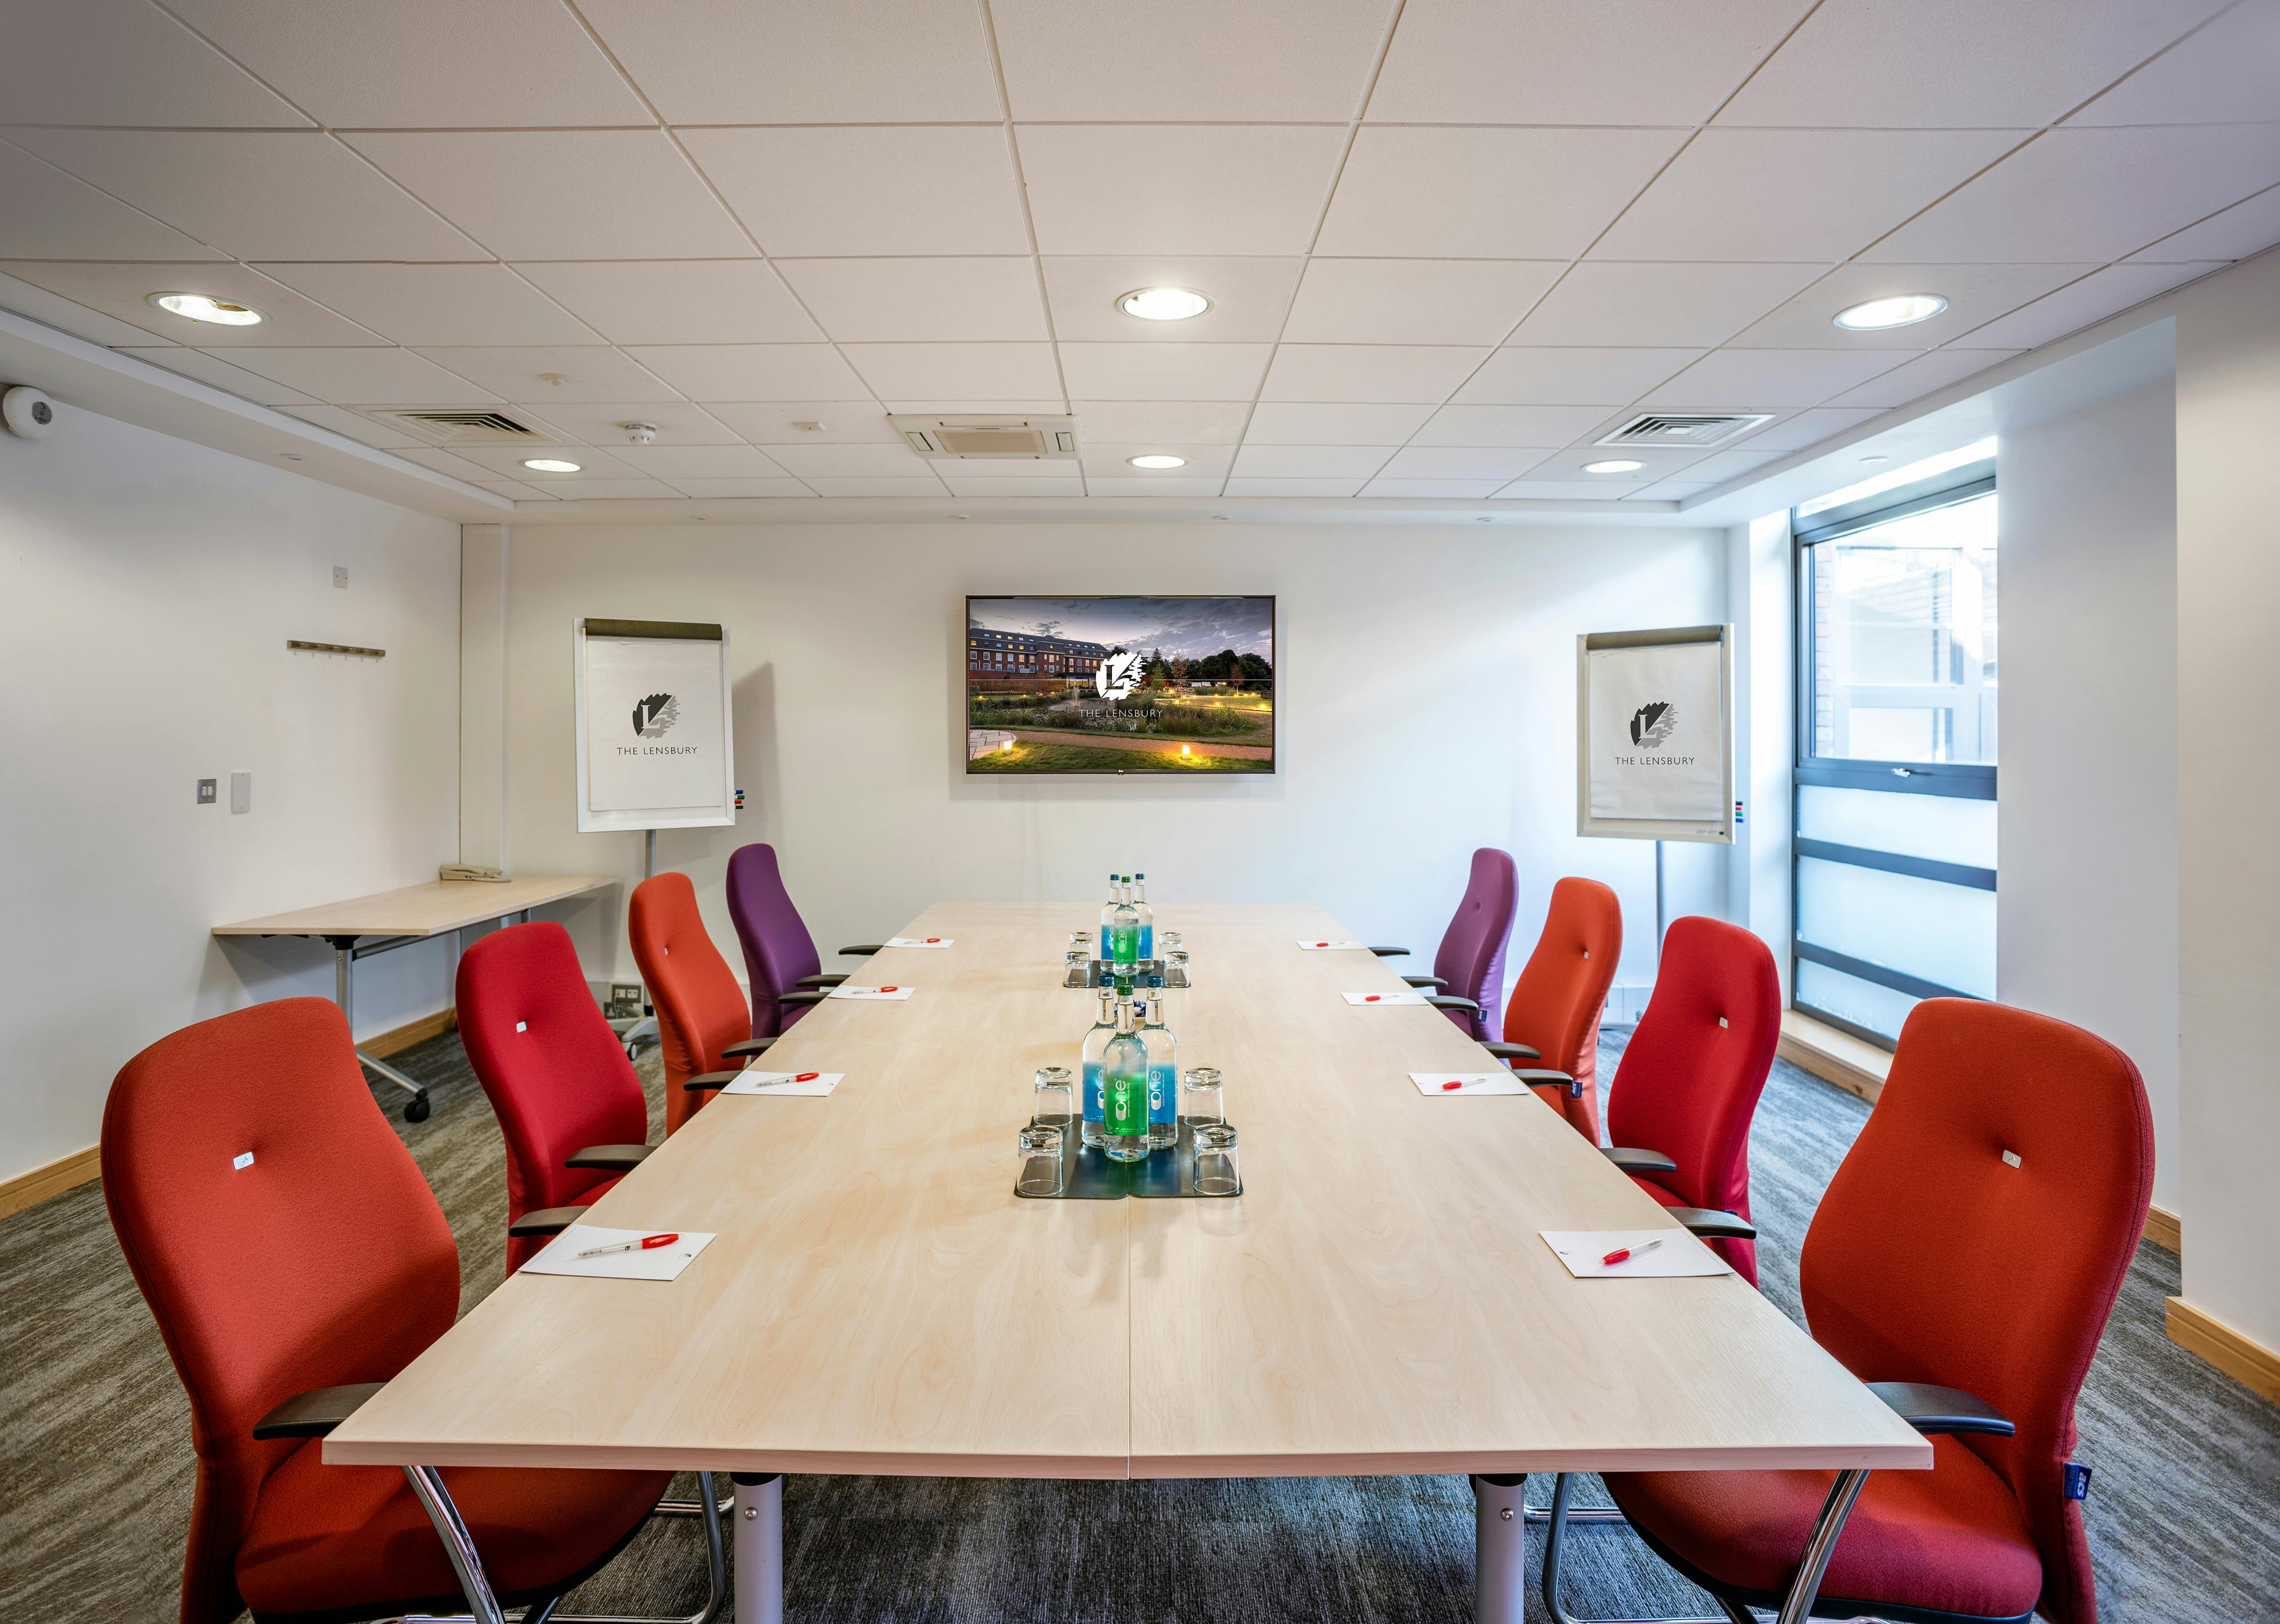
[459,523,509,871]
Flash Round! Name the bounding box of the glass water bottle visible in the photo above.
[1079,987,1116,1148]
[1136,991,1177,1150]
[1132,873,1155,962]
[1102,993,1151,1163]
[1109,877,1141,968]
[1096,875,1121,964]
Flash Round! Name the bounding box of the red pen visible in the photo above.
[879,985,899,993]
[1442,1079,1466,1090]
[576,1233,679,1258]
[926,937,941,943]
[1601,1238,1665,1267]
[1315,941,1330,947]
[794,1072,820,1082]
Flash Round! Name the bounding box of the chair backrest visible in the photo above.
[1606,914,1781,1281]
[103,998,459,1624]
[1431,847,1518,1042]
[456,921,649,1273]
[1501,876,1623,1141]
[629,870,752,1134]
[725,842,823,1038]
[1802,999,2150,1624]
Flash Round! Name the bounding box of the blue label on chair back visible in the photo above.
[2063,1461,2092,1501]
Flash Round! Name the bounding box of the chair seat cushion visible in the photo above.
[237,1439,670,1618]
[1605,1434,2042,1620]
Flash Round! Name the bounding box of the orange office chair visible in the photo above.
[629,871,778,1134]
[101,998,722,1624]
[1478,877,1623,1141]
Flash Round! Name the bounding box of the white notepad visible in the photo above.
[882,937,952,948]
[1298,939,1368,950]
[1540,1230,1729,1280]
[522,1225,716,1281]
[829,985,914,1000]
[722,1070,842,1097]
[1343,990,1429,1006]
[1409,1071,1529,1096]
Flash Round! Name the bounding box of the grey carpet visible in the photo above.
[3,1030,2275,1623]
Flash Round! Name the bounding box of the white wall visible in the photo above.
[1728,511,1797,1000]
[1997,379,2182,1214]
[0,405,462,1182]
[486,520,1728,1007]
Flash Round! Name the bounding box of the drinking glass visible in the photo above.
[1160,931,1183,954]
[1069,931,1092,955]
[1166,949,1191,988]
[1181,1067,1223,1127]
[1063,949,1088,987]
[1034,1065,1075,1132]
[1192,1125,1239,1196]
[1015,1124,1065,1197]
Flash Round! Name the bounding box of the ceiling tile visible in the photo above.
[510,261,820,346]
[0,271,177,346]
[1359,478,1508,498]
[577,0,1003,122]
[840,343,1063,401]
[777,258,1048,344]
[763,443,935,478]
[804,476,951,497]
[1821,349,2024,409]
[614,444,790,479]
[220,347,504,405]
[666,479,817,499]
[166,0,651,125]
[2127,185,2280,264]
[0,261,382,346]
[621,345,874,401]
[1509,262,1826,348]
[1729,262,2098,350]
[414,347,677,404]
[1409,404,1622,446]
[681,127,1030,259]
[116,347,318,405]
[1080,444,1237,477]
[2070,3,2280,125]
[1680,448,1786,484]
[937,463,1083,482]
[390,447,498,482]
[510,402,742,446]
[1260,344,1490,402]
[1069,401,1254,443]
[1083,477,1229,497]
[1736,408,1886,453]
[1451,347,1700,405]
[1628,481,1719,502]
[700,403,902,444]
[1042,257,1303,344]
[0,142,220,261]
[1318,128,1686,258]
[1491,480,1639,500]
[1957,262,2225,350]
[343,131,752,261]
[452,445,644,479]
[1231,445,1397,478]
[1020,126,1347,256]
[1717,0,2227,128]
[1242,402,1437,444]
[879,401,1071,415]
[1377,446,1554,480]
[0,0,308,127]
[1516,446,1710,482]
[473,479,555,500]
[1593,129,2023,262]
[991,0,1392,120]
[531,480,686,500]
[1638,348,1907,410]
[1224,477,1368,496]
[1864,127,2280,264]
[254,264,599,348]
[1368,0,1815,125]
[941,476,1085,497]
[1056,343,1272,401]
[276,404,422,449]
[1282,260,1562,346]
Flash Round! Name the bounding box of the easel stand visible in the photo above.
[613,829,660,1057]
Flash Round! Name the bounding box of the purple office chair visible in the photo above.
[724,843,886,1038]
[1372,847,1519,1042]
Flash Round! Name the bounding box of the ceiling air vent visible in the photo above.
[1595,413,1774,449]
[889,413,1078,460]
[368,408,556,446]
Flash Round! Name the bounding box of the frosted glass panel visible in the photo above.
[1797,786,1997,869]
[1796,960,1920,1045]
[1796,857,1995,997]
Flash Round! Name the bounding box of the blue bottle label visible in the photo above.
[1138,924,1153,960]
[1083,1061,1103,1125]
[1149,1063,1177,1126]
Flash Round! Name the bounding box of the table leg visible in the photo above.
[328,935,431,1122]
[731,1472,782,1624]
[1472,1473,1527,1624]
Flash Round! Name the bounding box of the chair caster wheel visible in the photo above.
[404,1095,431,1123]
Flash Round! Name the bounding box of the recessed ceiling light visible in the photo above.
[522,457,581,473]
[148,291,263,326]
[1128,453,1186,469]
[1832,294,1948,331]
[1859,454,1891,465]
[1583,459,1644,474]
[1118,287,1211,322]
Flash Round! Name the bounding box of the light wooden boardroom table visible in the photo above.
[214,876,613,1121]
[329,901,1927,1623]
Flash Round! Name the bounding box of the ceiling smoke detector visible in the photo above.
[622,421,659,444]
[1595,413,1774,449]
[369,408,556,446]
[889,413,1078,460]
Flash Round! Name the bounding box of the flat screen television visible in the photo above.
[965,595,1276,775]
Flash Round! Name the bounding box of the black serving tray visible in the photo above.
[1015,1117,1239,1200]
[1068,960,1166,988]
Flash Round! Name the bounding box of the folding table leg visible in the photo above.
[1472,1473,1527,1624]
[731,1472,783,1624]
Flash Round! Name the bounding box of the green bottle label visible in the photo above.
[1104,1068,1146,1138]
[1109,924,1138,964]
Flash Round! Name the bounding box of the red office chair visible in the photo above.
[457,921,659,1276]
[1477,877,1623,1142]
[1545,999,2152,1624]
[629,872,777,1135]
[101,998,720,1624]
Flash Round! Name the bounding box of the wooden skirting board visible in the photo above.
[1777,1009,1891,1106]
[2144,1204,2181,1255]
[2166,1297,2280,1406]
[0,1004,457,1220]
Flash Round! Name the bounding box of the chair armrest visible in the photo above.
[794,974,848,989]
[1367,945,1410,958]
[1663,1206,1757,1240]
[1506,1066,1580,1099]
[506,1205,590,1238]
[565,1143,653,1172]
[684,1070,745,1094]
[838,944,886,956]
[778,989,830,1009]
[1424,994,1480,1014]
[252,1382,386,1441]
[1480,1040,1541,1063]
[1402,975,1448,990]
[718,1036,776,1059]
[1868,1381,2016,1438]
[1602,1146,1680,1176]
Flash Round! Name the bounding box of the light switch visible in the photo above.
[333,566,348,588]
[229,772,251,814]
[196,778,217,805]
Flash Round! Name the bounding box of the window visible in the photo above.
[1793,440,1997,1047]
